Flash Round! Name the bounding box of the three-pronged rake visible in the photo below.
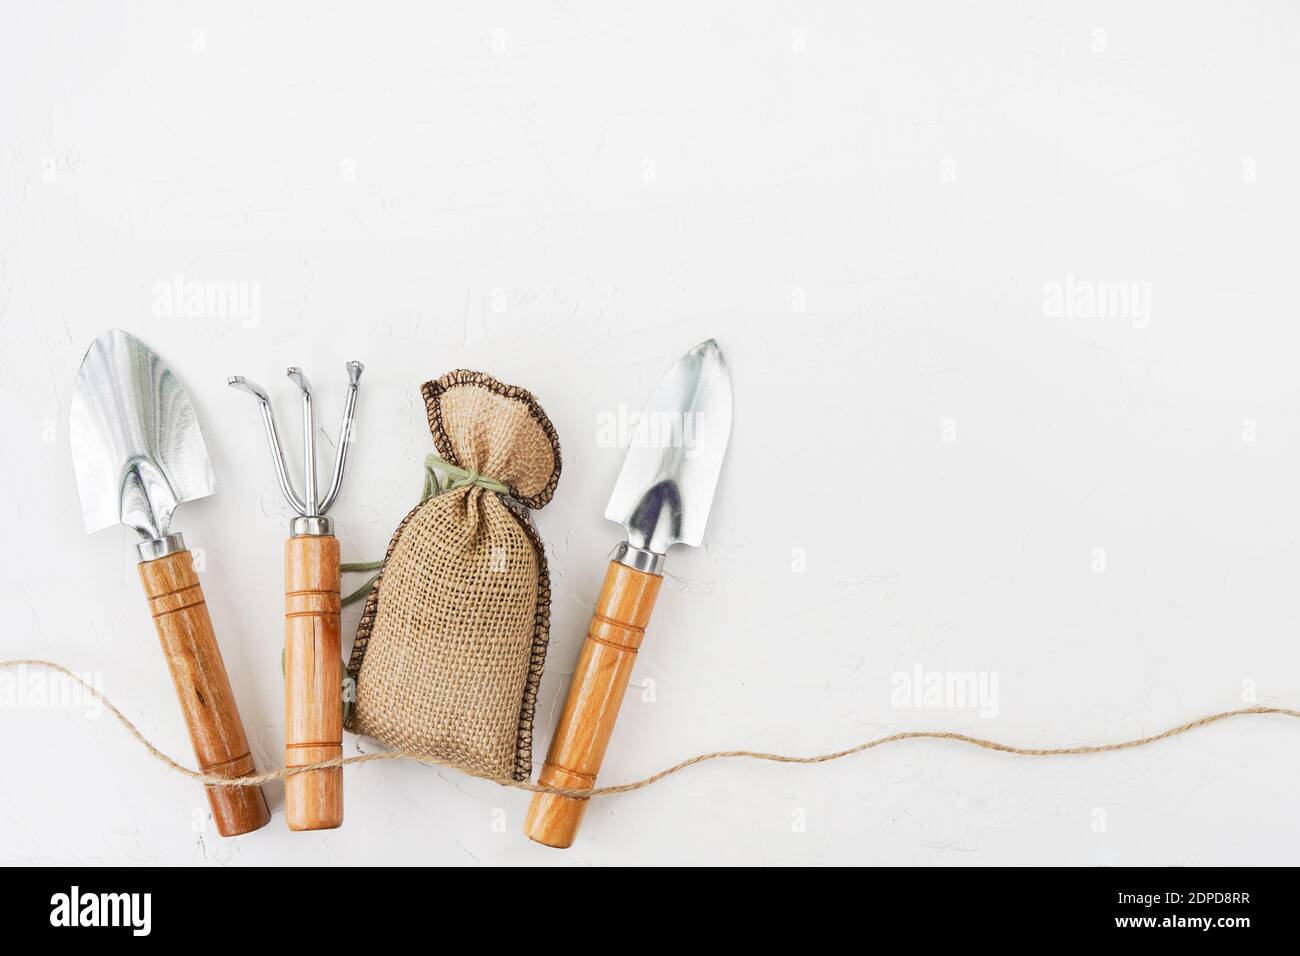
[229,361,363,831]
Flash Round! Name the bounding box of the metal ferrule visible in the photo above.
[289,515,335,537]
[137,532,187,563]
[611,541,665,575]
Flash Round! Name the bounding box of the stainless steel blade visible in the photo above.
[70,329,218,541]
[604,338,733,556]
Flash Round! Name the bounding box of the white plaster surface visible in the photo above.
[2,2,1299,865]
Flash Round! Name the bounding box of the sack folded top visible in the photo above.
[425,369,560,508]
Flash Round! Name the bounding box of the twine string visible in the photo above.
[4,659,1297,800]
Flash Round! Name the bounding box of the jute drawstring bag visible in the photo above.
[345,370,561,781]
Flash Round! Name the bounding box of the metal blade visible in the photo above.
[70,329,218,540]
[604,338,733,554]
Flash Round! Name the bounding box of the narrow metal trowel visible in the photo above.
[524,338,733,847]
[70,329,270,837]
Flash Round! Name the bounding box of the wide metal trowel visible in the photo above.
[524,338,733,847]
[71,329,270,837]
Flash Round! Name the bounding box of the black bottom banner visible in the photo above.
[4,865,1287,942]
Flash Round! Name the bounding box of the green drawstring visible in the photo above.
[424,453,511,496]
[339,560,384,606]
[338,454,509,607]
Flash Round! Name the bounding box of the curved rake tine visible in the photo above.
[319,361,364,514]
[285,367,318,515]
[227,376,308,515]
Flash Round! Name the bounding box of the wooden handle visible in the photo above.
[138,550,271,837]
[284,534,343,831]
[524,560,663,848]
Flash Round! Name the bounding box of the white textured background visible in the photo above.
[3,2,1299,866]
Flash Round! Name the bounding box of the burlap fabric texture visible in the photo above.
[345,370,562,781]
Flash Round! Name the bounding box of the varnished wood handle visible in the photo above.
[524,559,663,848]
[138,550,271,837]
[284,534,344,831]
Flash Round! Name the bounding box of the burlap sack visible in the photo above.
[345,370,561,780]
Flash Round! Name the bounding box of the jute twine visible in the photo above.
[6,659,1298,800]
